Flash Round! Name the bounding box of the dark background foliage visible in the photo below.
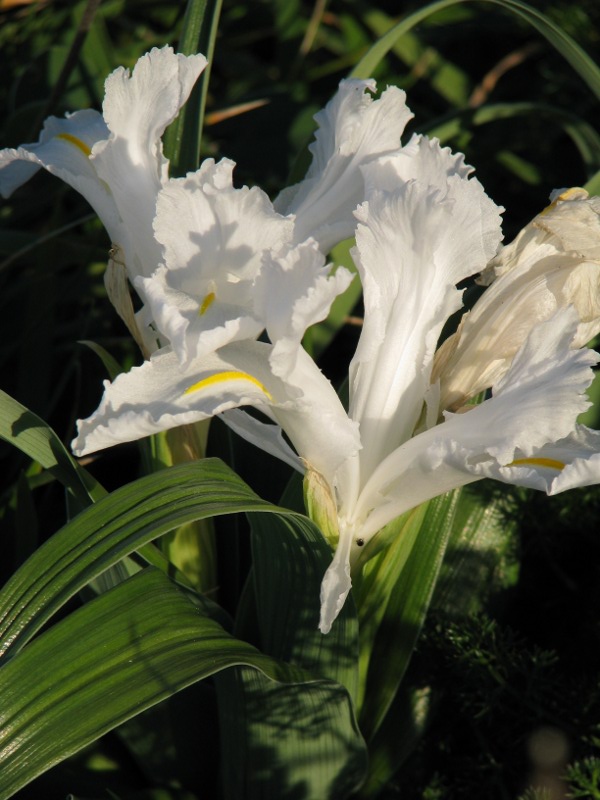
[1,0,600,797]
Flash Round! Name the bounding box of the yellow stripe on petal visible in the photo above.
[199,292,216,316]
[540,187,588,215]
[56,133,92,157]
[183,370,273,400]
[510,457,565,471]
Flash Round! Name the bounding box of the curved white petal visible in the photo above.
[269,346,362,492]
[0,110,120,240]
[73,338,360,498]
[349,137,503,478]
[275,79,413,252]
[318,521,354,634]
[254,239,354,379]
[1,47,206,286]
[139,158,294,363]
[474,426,600,493]
[354,308,596,542]
[92,46,207,279]
[73,341,277,456]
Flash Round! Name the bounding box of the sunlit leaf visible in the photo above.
[164,0,223,175]
[0,459,278,659]
[0,568,310,800]
[0,389,105,507]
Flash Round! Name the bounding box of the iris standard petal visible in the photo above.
[139,158,294,364]
[275,79,413,252]
[349,137,503,477]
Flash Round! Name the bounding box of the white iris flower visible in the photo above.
[0,47,207,284]
[3,48,600,634]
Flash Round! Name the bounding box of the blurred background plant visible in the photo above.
[0,0,599,798]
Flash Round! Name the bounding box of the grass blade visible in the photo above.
[350,0,600,103]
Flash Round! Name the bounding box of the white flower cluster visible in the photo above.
[3,48,600,632]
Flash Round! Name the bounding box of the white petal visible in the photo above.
[270,346,362,492]
[137,263,264,365]
[254,239,354,379]
[319,522,354,634]
[0,110,120,241]
[139,158,294,363]
[92,46,207,279]
[353,308,597,541]
[349,137,503,477]
[73,341,281,456]
[486,309,597,461]
[1,47,206,286]
[73,337,360,497]
[435,189,600,411]
[101,46,206,179]
[275,79,413,252]
[480,426,600,493]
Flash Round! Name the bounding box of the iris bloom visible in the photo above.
[3,49,600,634]
[0,47,206,284]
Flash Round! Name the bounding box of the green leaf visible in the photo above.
[424,102,600,178]
[140,423,217,594]
[585,169,600,197]
[0,568,309,800]
[250,511,359,692]
[215,508,366,800]
[353,503,430,709]
[217,667,367,800]
[356,486,517,796]
[78,339,123,381]
[350,0,600,103]
[357,489,466,743]
[363,8,472,106]
[0,459,278,660]
[0,388,105,507]
[164,0,223,176]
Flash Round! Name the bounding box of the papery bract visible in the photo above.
[433,187,600,412]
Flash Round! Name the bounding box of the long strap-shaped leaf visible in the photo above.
[0,459,290,660]
[424,101,600,176]
[249,512,359,693]
[357,487,511,800]
[217,512,366,800]
[163,0,223,175]
[0,389,105,506]
[217,667,367,800]
[350,0,600,103]
[0,568,314,800]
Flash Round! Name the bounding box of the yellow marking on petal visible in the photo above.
[540,187,588,215]
[183,370,272,400]
[56,133,92,157]
[510,457,565,471]
[199,292,216,316]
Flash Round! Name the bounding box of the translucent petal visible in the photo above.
[140,159,294,363]
[435,188,600,411]
[349,137,503,478]
[354,308,597,542]
[275,79,413,252]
